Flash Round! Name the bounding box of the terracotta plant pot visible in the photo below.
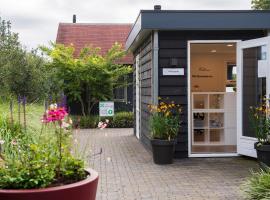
[255,142,270,167]
[0,168,98,200]
[151,139,176,164]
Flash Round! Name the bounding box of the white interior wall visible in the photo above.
[191,53,236,92]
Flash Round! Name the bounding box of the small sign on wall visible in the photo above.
[162,68,184,76]
[258,60,267,78]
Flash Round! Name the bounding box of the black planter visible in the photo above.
[151,139,176,165]
[255,142,270,167]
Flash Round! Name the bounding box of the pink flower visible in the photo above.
[42,104,68,123]
[98,121,109,130]
[11,140,17,145]
[101,123,107,129]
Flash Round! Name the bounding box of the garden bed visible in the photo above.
[71,112,133,129]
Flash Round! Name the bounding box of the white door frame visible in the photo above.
[237,36,270,158]
[187,40,240,157]
[135,55,140,139]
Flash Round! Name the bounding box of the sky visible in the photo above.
[0,0,252,49]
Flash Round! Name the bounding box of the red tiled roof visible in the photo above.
[56,23,133,64]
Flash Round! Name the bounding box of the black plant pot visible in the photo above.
[255,142,270,167]
[151,139,176,165]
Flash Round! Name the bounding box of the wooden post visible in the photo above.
[44,99,47,112]
[18,95,21,125]
[9,99,13,125]
[23,96,27,132]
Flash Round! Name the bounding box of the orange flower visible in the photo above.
[165,111,171,117]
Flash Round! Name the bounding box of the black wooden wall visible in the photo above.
[158,30,266,158]
[134,34,153,148]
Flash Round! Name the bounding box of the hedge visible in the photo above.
[71,112,133,129]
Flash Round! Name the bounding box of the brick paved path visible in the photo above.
[76,128,258,200]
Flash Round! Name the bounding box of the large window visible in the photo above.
[113,86,127,102]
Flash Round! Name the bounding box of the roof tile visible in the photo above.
[56,23,133,64]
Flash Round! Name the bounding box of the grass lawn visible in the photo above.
[0,100,44,131]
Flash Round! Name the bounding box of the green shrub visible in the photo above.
[242,169,270,199]
[61,156,86,183]
[0,143,56,189]
[72,112,133,129]
[71,115,99,129]
[109,112,133,128]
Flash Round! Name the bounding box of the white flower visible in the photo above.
[105,119,109,123]
[97,122,103,128]
[61,121,70,128]
[49,103,58,110]
[0,140,4,145]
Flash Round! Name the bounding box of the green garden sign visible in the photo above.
[99,101,114,117]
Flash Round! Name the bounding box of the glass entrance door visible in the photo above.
[237,36,270,158]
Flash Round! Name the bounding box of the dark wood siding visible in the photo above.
[133,35,153,148]
[158,30,266,158]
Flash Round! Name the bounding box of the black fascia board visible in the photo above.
[141,10,270,30]
[126,10,270,51]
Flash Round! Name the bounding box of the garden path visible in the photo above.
[77,128,257,200]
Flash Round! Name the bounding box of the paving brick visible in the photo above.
[77,128,258,200]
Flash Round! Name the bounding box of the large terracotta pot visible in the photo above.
[0,168,98,200]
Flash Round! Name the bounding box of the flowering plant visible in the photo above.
[97,119,109,130]
[249,99,270,145]
[148,99,182,140]
[0,103,86,189]
[42,103,68,123]
[41,103,85,181]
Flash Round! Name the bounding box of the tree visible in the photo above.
[252,0,270,9]
[5,49,54,101]
[0,17,58,101]
[0,17,21,97]
[42,43,132,116]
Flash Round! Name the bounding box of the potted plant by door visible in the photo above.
[0,103,98,200]
[149,100,181,164]
[250,99,270,167]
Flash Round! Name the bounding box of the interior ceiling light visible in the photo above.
[227,44,234,47]
[211,50,217,53]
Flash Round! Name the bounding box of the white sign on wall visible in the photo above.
[258,60,267,78]
[99,101,114,117]
[163,68,184,76]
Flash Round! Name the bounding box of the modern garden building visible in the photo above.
[126,8,270,158]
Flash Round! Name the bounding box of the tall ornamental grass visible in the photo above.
[242,169,270,200]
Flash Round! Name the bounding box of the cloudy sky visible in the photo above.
[0,0,251,49]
